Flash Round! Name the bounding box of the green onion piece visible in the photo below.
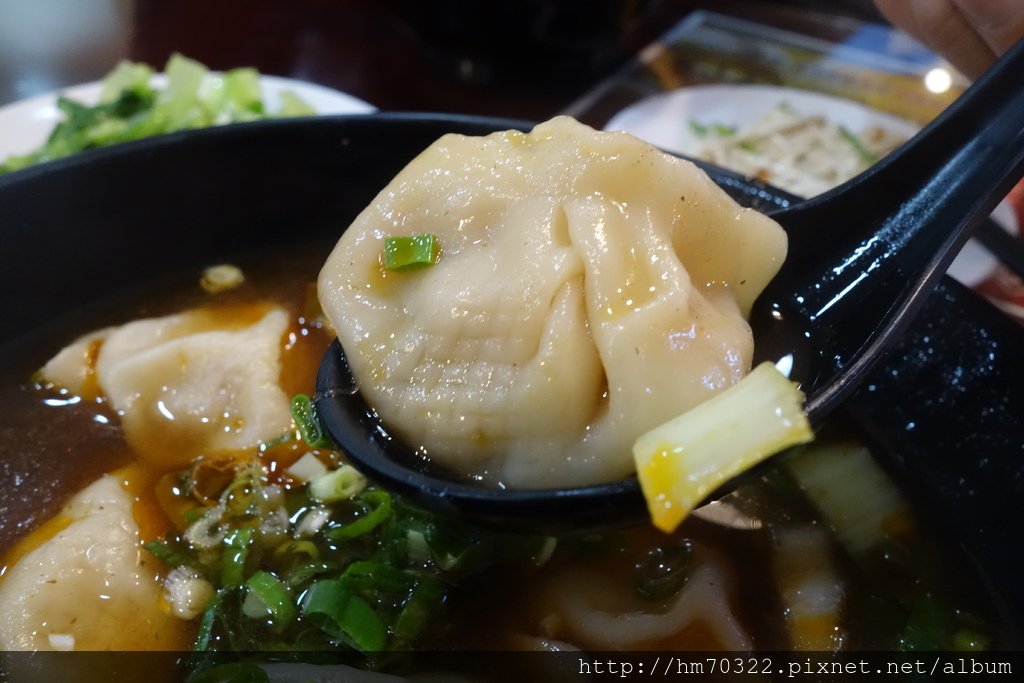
[340,560,414,596]
[309,465,367,503]
[302,579,387,652]
[245,571,296,626]
[144,540,195,568]
[289,394,335,449]
[259,430,297,453]
[383,234,440,272]
[220,528,255,588]
[328,490,392,541]
[220,469,260,517]
[738,139,759,153]
[839,125,880,165]
[273,539,320,563]
[193,589,226,652]
[393,577,445,644]
[711,123,736,137]
[284,561,332,588]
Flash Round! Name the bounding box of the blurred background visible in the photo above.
[0,0,892,117]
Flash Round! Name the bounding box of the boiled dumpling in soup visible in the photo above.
[318,117,787,488]
[0,475,184,650]
[42,305,293,467]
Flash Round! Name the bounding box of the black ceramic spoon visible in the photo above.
[315,38,1024,532]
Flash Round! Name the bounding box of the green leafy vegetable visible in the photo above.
[383,234,440,271]
[0,53,312,174]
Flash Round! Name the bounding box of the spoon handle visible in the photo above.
[764,37,1024,419]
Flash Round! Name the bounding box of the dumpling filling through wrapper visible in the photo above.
[318,117,787,488]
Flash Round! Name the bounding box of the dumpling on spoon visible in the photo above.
[318,116,787,488]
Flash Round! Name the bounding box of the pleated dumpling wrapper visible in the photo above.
[318,116,787,488]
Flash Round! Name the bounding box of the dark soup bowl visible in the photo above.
[0,115,1022,672]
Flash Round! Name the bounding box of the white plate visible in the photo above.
[0,74,375,161]
[606,84,1017,287]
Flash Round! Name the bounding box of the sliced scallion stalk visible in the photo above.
[289,394,335,449]
[340,560,414,596]
[301,579,387,652]
[383,234,440,272]
[393,577,445,644]
[220,527,255,588]
[309,464,367,503]
[328,490,392,541]
[193,589,226,652]
[245,570,296,627]
[144,539,195,568]
[633,361,813,533]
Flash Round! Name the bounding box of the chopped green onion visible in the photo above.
[328,490,392,541]
[220,528,255,588]
[144,540,195,568]
[309,464,367,503]
[340,560,414,596]
[220,468,260,517]
[634,362,812,533]
[273,539,320,564]
[301,579,387,652]
[738,139,760,153]
[258,430,297,453]
[839,125,880,165]
[193,589,226,652]
[245,571,295,627]
[393,577,445,644]
[289,394,335,449]
[383,234,440,272]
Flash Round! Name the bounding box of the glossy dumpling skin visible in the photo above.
[42,305,293,467]
[0,476,184,650]
[318,116,787,488]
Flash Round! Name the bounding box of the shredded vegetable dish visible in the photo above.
[691,103,908,197]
